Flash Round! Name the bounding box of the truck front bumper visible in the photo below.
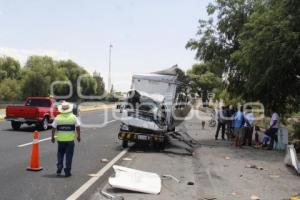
[118,131,165,143]
[5,117,38,123]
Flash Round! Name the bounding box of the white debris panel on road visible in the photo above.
[109,165,161,195]
[285,145,300,174]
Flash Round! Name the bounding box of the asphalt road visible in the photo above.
[0,109,123,200]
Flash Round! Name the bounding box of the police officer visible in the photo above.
[51,101,81,177]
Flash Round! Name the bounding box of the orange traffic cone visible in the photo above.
[27,130,43,171]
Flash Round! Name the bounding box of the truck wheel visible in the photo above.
[122,140,128,148]
[38,117,49,130]
[11,121,21,130]
[153,141,165,151]
[159,142,166,150]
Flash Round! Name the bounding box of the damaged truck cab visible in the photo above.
[119,90,168,149]
[118,70,181,149]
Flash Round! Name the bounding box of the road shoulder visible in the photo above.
[91,109,300,200]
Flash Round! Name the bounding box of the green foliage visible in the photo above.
[215,88,244,106]
[93,72,105,96]
[232,0,300,114]
[187,63,222,103]
[187,0,300,115]
[0,79,22,101]
[0,55,105,102]
[0,56,21,80]
[56,60,87,99]
[22,70,50,97]
[293,123,300,140]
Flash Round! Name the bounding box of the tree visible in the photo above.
[56,60,87,99]
[57,60,105,99]
[187,63,222,104]
[0,55,106,102]
[22,56,66,98]
[0,56,21,80]
[187,0,300,114]
[93,71,105,96]
[232,0,300,113]
[186,0,255,79]
[22,70,51,97]
[0,79,22,101]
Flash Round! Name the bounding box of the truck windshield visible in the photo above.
[25,99,51,107]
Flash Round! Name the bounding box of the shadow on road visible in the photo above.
[127,142,195,156]
[42,174,66,179]
[2,126,50,133]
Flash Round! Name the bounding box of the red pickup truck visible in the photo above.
[6,97,79,130]
[5,97,60,130]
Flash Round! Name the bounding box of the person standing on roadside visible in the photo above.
[243,106,255,146]
[51,101,81,177]
[265,107,280,150]
[226,105,235,139]
[215,106,226,140]
[233,105,245,148]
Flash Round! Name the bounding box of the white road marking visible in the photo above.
[104,119,117,124]
[17,137,52,147]
[66,148,128,200]
[17,120,118,148]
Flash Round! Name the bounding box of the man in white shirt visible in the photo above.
[265,107,280,150]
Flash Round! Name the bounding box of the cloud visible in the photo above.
[0,47,71,65]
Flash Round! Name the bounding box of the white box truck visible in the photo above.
[118,73,180,149]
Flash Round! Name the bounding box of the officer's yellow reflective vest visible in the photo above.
[55,113,77,142]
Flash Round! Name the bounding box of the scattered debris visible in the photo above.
[122,157,132,161]
[161,174,180,183]
[232,192,238,196]
[187,181,194,185]
[199,197,217,200]
[289,194,300,200]
[246,164,264,170]
[88,174,99,177]
[101,190,124,200]
[269,175,280,178]
[101,158,109,163]
[109,165,161,195]
[166,130,199,154]
[284,145,300,174]
[250,194,260,200]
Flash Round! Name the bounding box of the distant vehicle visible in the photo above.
[5,97,78,130]
[116,102,130,113]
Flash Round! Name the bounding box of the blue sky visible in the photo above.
[0,0,210,91]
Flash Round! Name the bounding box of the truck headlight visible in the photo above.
[121,123,129,131]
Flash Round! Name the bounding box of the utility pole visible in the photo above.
[108,43,113,93]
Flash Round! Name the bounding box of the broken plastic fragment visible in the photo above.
[284,145,300,174]
[122,157,132,161]
[161,174,180,183]
[250,195,260,200]
[109,165,161,195]
[88,174,99,177]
